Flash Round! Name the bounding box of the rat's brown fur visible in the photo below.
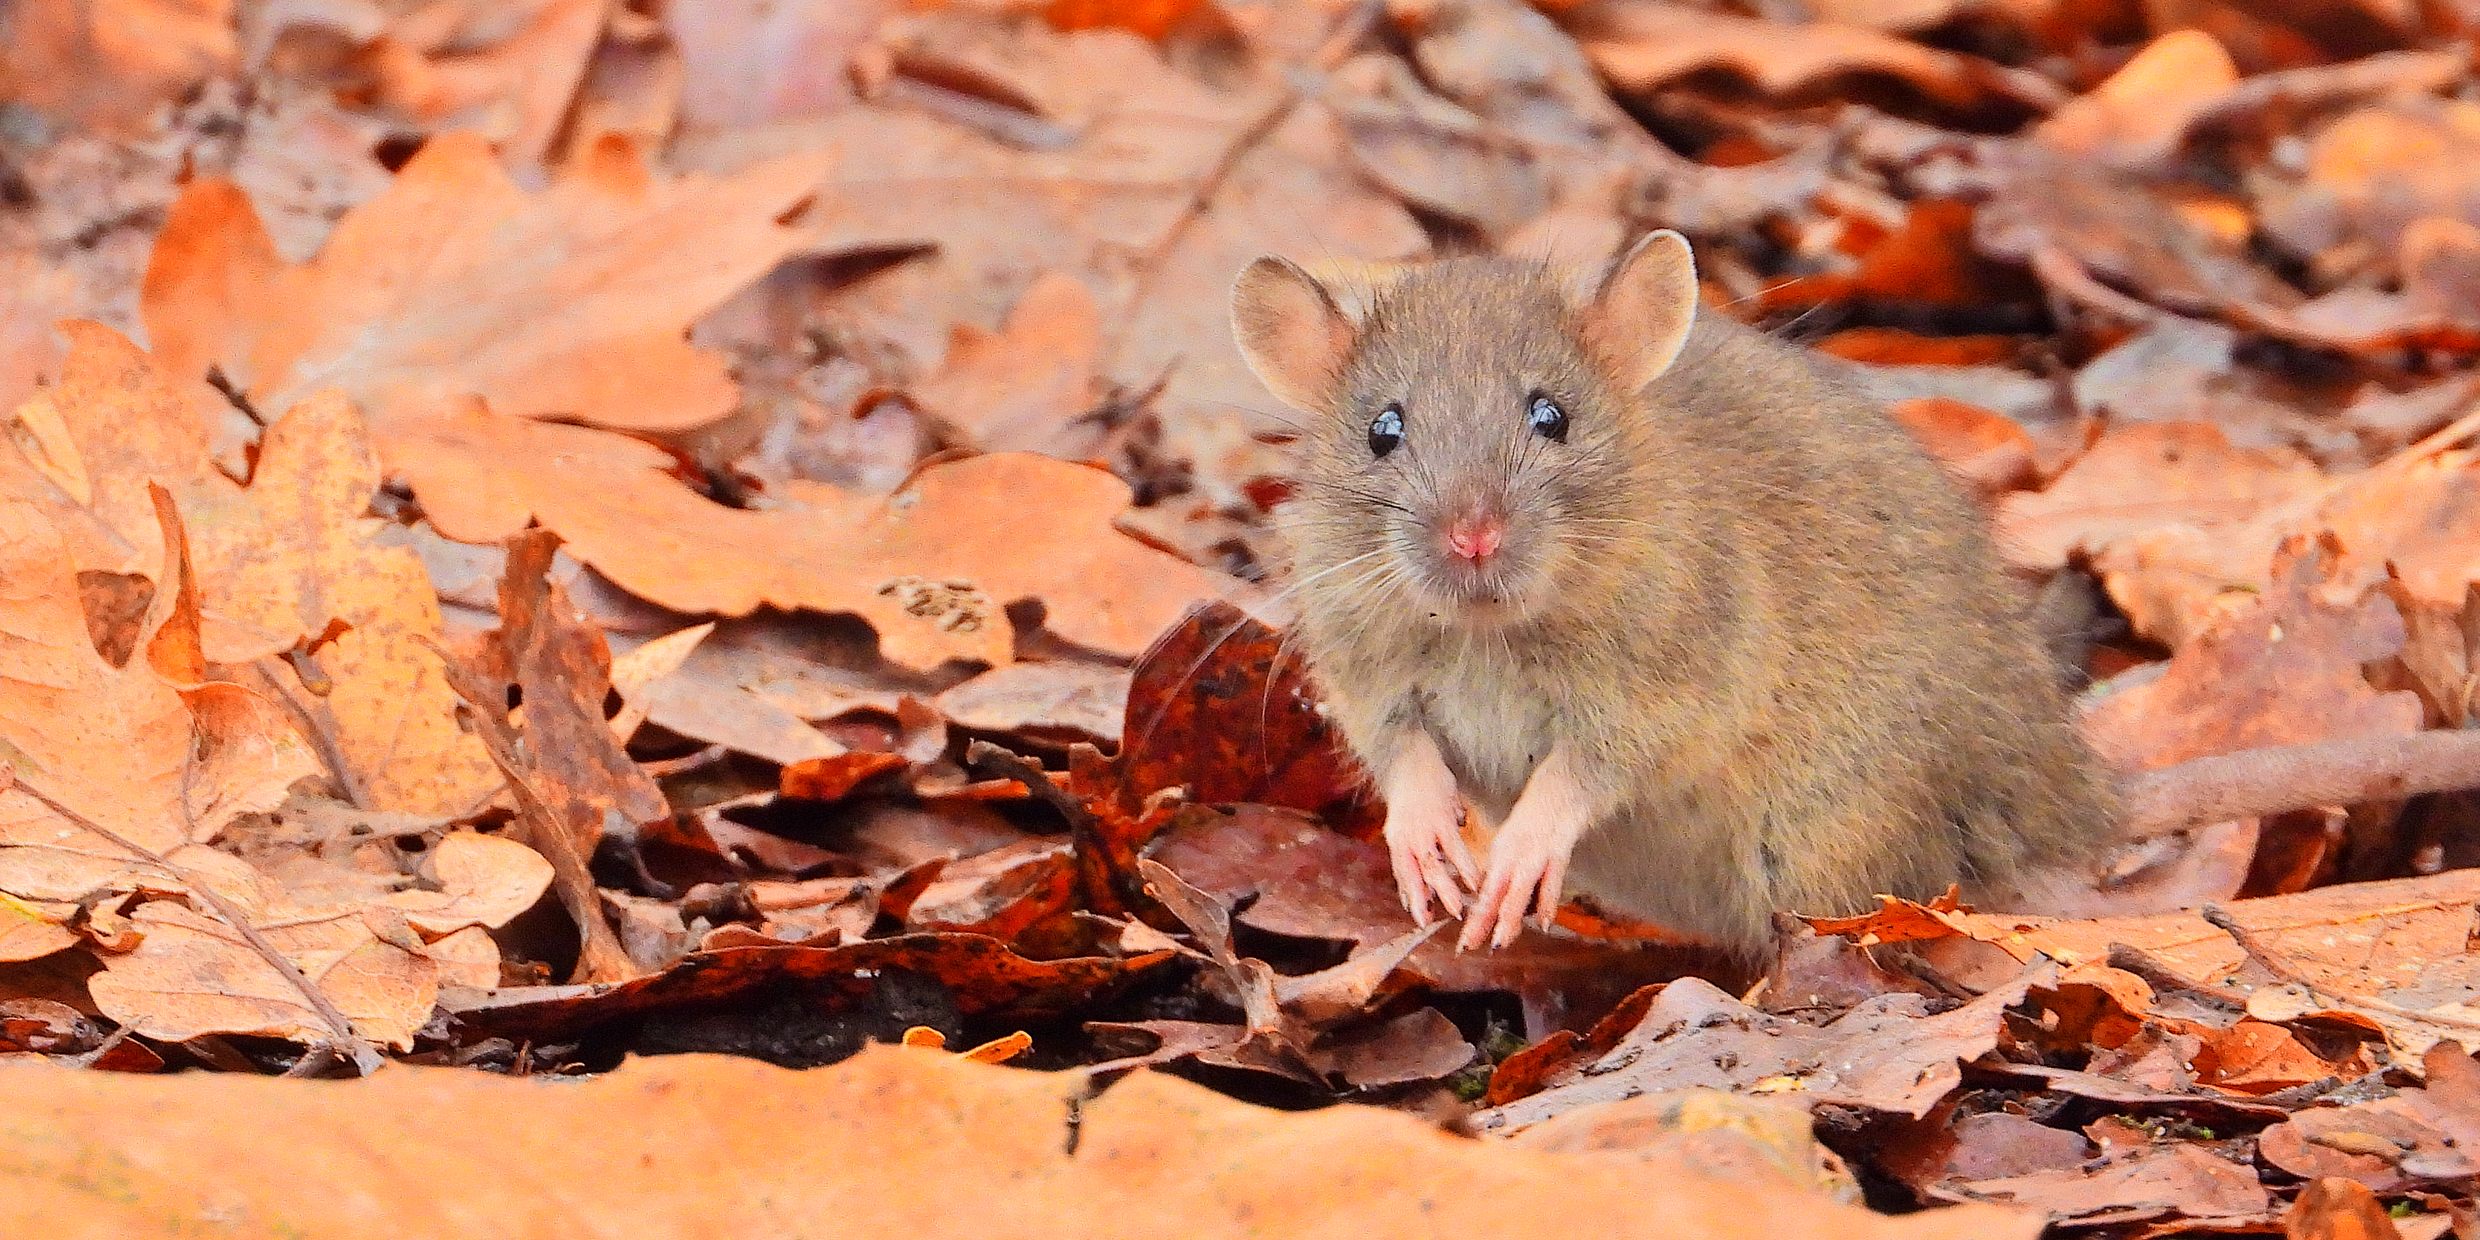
[1253,248,2118,957]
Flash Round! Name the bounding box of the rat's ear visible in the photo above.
[1232,256,1356,411]
[1581,230,1698,391]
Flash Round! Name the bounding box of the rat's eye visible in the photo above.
[1368,404,1405,458]
[1527,393,1568,443]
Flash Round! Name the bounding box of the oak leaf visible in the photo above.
[13,325,499,814]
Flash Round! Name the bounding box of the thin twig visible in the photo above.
[637,744,729,779]
[2201,903,2480,1034]
[444,698,638,984]
[5,769,372,1059]
[249,655,371,810]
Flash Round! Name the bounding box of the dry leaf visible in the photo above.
[88,895,435,1050]
[13,324,500,813]
[0,499,313,901]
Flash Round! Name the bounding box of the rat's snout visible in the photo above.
[1443,510,1506,563]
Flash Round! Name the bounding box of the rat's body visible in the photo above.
[1231,234,2117,956]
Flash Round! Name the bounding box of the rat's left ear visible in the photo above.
[1580,230,1698,391]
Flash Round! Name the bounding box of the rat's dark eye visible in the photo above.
[1527,393,1568,443]
[1368,403,1405,458]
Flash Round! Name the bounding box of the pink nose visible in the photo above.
[1445,515,1504,562]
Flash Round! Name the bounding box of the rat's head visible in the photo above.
[1231,232,1700,629]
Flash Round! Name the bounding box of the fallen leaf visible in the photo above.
[2260,1100,2476,1192]
[2034,30,2239,171]
[1567,2,2059,113]
[0,498,313,901]
[377,831,554,937]
[1148,802,1711,1035]
[1115,601,1371,834]
[15,323,501,813]
[87,895,437,1051]
[1473,965,2056,1133]
[1942,1138,2269,1225]
[0,1044,2047,1238]
[1510,1089,1861,1201]
[141,130,832,489]
[2289,1177,2408,1240]
[1995,422,2323,583]
[909,270,1104,456]
[933,660,1131,743]
[2082,535,2421,772]
[0,0,237,133]
[1890,397,2038,501]
[389,404,1242,668]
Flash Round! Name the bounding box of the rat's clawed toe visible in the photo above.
[1386,802,1474,926]
[1380,732,1478,929]
[1457,855,1546,950]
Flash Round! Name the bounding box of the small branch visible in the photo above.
[2121,730,2480,840]
[250,655,371,810]
[4,768,375,1067]
[2201,903,2480,1034]
[445,698,639,984]
[2029,244,2171,328]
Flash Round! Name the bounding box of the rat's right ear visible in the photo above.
[1581,230,1699,391]
[1232,256,1356,411]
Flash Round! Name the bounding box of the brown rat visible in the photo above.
[1229,231,2119,957]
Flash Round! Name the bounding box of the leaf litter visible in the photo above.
[19,0,2480,1235]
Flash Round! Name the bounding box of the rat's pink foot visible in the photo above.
[1381,732,1477,925]
[1459,746,1594,950]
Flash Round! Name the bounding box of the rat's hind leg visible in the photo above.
[1461,746,1596,950]
[1382,730,1478,925]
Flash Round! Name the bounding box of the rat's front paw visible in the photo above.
[1385,794,1476,926]
[1457,748,1592,950]
[1460,836,1570,951]
[1380,735,1477,926]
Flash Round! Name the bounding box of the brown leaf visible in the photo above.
[88,893,437,1051]
[905,839,1080,946]
[142,129,829,481]
[1512,1090,1861,1202]
[1944,1139,2269,1225]
[435,530,656,983]
[1148,802,1710,1034]
[0,500,315,901]
[396,409,1237,668]
[0,1043,2050,1238]
[1314,1007,1475,1089]
[933,660,1130,744]
[1890,397,2039,502]
[1873,1109,2096,1192]
[18,324,501,813]
[1567,2,2058,113]
[1473,965,2056,1134]
[326,0,609,169]
[2082,534,2421,772]
[1995,421,2322,584]
[1116,601,1372,834]
[781,752,910,803]
[2289,1177,2407,1240]
[0,0,237,133]
[1327,53,1550,241]
[1760,200,2017,312]
[2261,1100,2475,1192]
[377,831,554,938]
[910,270,1104,456]
[2193,1019,2361,1095]
[2034,30,2239,171]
